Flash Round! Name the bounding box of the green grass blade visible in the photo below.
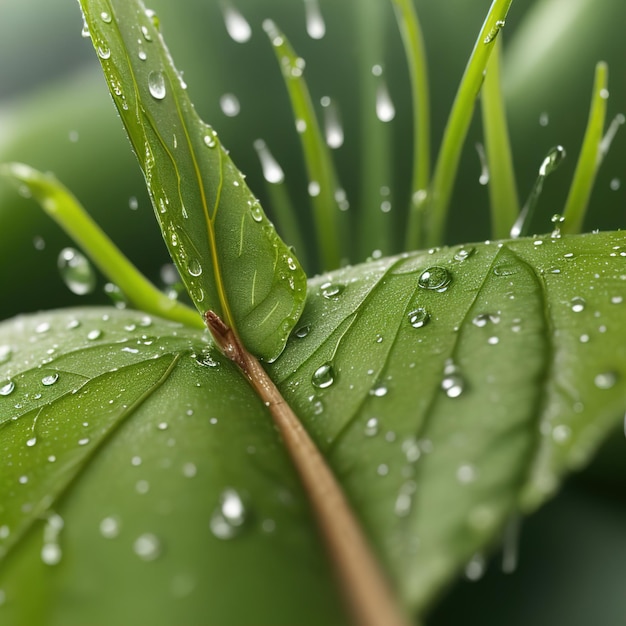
[263,20,345,271]
[425,0,513,247]
[1,163,202,328]
[481,37,520,239]
[80,0,307,362]
[354,0,394,261]
[561,62,609,235]
[391,0,431,252]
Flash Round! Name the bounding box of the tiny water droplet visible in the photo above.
[293,324,310,339]
[454,247,475,262]
[308,181,321,197]
[320,282,345,299]
[26,437,37,448]
[78,437,90,446]
[418,267,452,292]
[457,464,477,484]
[371,385,388,397]
[41,373,59,386]
[41,542,62,566]
[100,11,112,23]
[595,371,618,390]
[253,139,285,184]
[210,489,247,540]
[133,533,161,561]
[364,417,379,437]
[539,112,549,127]
[320,96,344,149]
[441,361,465,398]
[148,70,166,100]
[100,516,121,539]
[375,79,395,123]
[407,307,430,329]
[312,362,335,389]
[87,329,103,341]
[571,297,586,313]
[58,247,97,295]
[493,263,519,277]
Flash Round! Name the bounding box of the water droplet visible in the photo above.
[539,112,549,127]
[97,45,111,60]
[36,322,51,334]
[250,203,264,223]
[0,525,10,539]
[0,381,15,396]
[321,96,343,148]
[182,462,197,478]
[100,516,121,539]
[133,533,161,560]
[26,437,37,448]
[293,324,310,339]
[552,424,571,444]
[472,312,501,327]
[157,422,168,431]
[308,181,321,197]
[210,489,247,540]
[57,247,97,295]
[407,307,430,329]
[187,258,203,277]
[364,418,379,437]
[375,79,395,123]
[418,267,452,292]
[483,19,505,44]
[41,542,62,566]
[394,481,417,517]
[475,142,489,185]
[0,345,12,364]
[87,329,103,341]
[456,464,477,484]
[100,11,112,23]
[78,437,90,446]
[493,263,519,277]
[312,362,335,389]
[148,70,166,100]
[219,92,241,117]
[41,373,59,386]
[18,475,28,485]
[610,177,621,191]
[594,371,618,390]
[370,385,388,397]
[570,297,586,313]
[253,139,285,184]
[222,2,252,43]
[304,0,326,39]
[320,282,345,298]
[454,246,476,262]
[465,553,486,581]
[441,361,465,398]
[141,25,152,42]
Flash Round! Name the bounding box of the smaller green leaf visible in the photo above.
[80,0,307,361]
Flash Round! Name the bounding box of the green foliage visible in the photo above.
[0,0,625,624]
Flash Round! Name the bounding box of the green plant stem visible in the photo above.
[205,310,410,626]
[2,163,203,329]
[425,0,513,247]
[263,20,345,271]
[561,62,608,235]
[481,37,520,239]
[391,0,431,252]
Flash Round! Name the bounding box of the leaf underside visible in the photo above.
[1,232,625,623]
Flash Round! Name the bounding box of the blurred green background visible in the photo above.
[1,0,624,622]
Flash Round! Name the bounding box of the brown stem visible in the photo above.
[205,311,409,626]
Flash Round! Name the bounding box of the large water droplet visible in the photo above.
[210,489,247,540]
[58,247,97,295]
[187,258,203,277]
[219,93,241,117]
[570,297,586,313]
[375,79,396,123]
[100,516,121,539]
[594,371,618,389]
[304,0,326,39]
[312,362,335,389]
[408,307,430,329]
[148,70,166,100]
[320,282,344,299]
[41,373,59,386]
[222,2,252,43]
[418,267,452,292]
[133,533,162,560]
[0,381,15,396]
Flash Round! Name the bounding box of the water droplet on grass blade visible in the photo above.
[148,70,166,100]
[58,247,96,295]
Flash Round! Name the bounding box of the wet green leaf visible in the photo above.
[78,0,307,361]
[1,232,625,622]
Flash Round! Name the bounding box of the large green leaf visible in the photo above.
[78,0,307,362]
[1,231,624,623]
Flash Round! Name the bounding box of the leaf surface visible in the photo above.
[1,232,625,623]
[78,0,307,361]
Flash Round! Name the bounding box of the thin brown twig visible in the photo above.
[205,310,410,626]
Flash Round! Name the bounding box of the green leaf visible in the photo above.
[3,232,624,623]
[79,0,307,361]
[0,308,345,625]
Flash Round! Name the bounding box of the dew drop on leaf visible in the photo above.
[41,373,59,386]
[249,203,263,223]
[293,324,310,339]
[320,282,345,299]
[370,385,388,397]
[0,381,15,396]
[571,297,586,313]
[465,553,486,581]
[186,258,203,277]
[100,11,112,23]
[418,267,452,292]
[594,371,618,389]
[148,70,167,100]
[364,417,379,437]
[209,489,247,540]
[41,542,62,566]
[441,361,465,398]
[87,329,103,341]
[312,362,335,389]
[454,247,476,262]
[133,533,162,561]
[407,307,430,329]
